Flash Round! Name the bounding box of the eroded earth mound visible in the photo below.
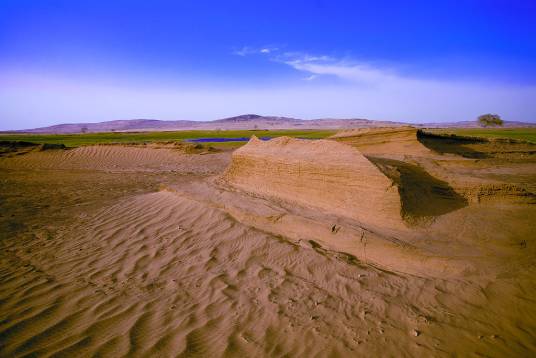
[223,136,403,229]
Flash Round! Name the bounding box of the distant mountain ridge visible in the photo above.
[213,114,300,123]
[9,114,536,133]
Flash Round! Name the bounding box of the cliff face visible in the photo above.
[223,136,404,229]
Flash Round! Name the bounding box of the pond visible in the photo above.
[185,136,273,143]
[185,136,314,143]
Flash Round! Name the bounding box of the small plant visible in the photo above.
[477,114,504,127]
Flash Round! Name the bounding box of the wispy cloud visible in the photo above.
[274,52,402,85]
[232,46,255,56]
[233,46,279,56]
[241,49,406,86]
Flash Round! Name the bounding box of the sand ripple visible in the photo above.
[1,189,535,356]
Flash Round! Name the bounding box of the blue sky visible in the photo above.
[1,0,535,129]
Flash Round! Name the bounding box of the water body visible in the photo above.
[185,136,273,143]
[186,136,314,143]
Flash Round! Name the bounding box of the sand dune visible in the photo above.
[1,136,536,357]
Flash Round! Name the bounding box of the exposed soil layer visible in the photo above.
[223,136,403,229]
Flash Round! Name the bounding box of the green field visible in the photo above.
[2,128,534,148]
[427,128,536,143]
[0,129,337,148]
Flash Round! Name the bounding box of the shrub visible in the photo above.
[477,114,504,127]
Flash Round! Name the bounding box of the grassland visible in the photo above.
[2,128,534,148]
[0,129,337,148]
[427,128,536,143]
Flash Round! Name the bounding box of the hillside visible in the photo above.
[9,114,536,134]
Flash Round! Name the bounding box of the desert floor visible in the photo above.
[1,133,535,357]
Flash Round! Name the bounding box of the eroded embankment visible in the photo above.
[330,126,432,157]
[416,130,536,158]
[217,136,486,277]
[332,126,536,207]
[223,135,404,230]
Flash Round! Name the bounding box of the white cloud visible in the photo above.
[233,46,278,56]
[232,46,255,56]
[275,52,399,85]
[303,74,318,81]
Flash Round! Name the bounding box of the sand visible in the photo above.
[1,137,535,357]
[0,143,227,173]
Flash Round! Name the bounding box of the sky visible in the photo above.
[1,0,535,130]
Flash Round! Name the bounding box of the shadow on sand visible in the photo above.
[367,156,468,222]
[416,130,490,159]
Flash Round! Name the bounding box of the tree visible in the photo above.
[477,114,503,127]
[81,126,88,133]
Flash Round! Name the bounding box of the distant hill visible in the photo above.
[9,114,536,133]
[18,119,198,134]
[213,114,300,123]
